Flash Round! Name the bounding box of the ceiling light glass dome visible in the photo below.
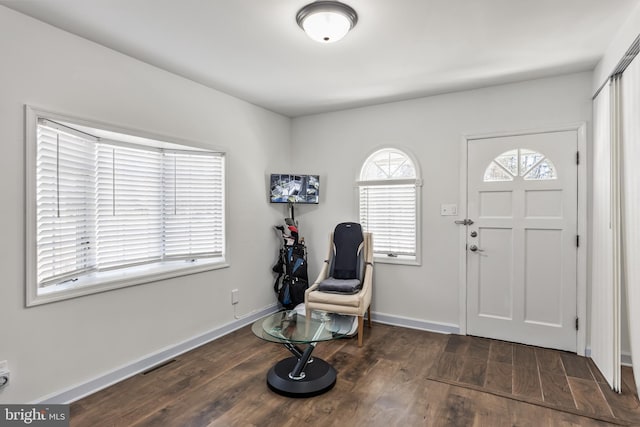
[296,1,358,43]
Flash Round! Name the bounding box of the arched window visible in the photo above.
[483,148,557,182]
[358,148,421,264]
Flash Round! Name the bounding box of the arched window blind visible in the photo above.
[358,148,421,263]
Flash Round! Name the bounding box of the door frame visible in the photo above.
[457,123,588,355]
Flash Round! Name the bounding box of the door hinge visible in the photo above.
[576,151,580,165]
[576,235,580,247]
[575,317,579,331]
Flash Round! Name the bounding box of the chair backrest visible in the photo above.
[329,222,365,281]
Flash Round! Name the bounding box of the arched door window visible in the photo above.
[483,148,557,182]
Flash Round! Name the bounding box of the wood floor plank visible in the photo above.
[345,358,420,427]
[369,380,423,427]
[457,357,487,387]
[466,336,491,360]
[369,325,420,365]
[405,379,450,425]
[435,389,477,426]
[70,367,160,424]
[444,334,470,355]
[513,344,537,369]
[467,388,516,427]
[326,349,364,386]
[430,352,466,382]
[485,361,512,394]
[587,358,609,384]
[560,353,595,380]
[489,340,513,364]
[539,370,576,410]
[535,348,566,376]
[512,366,542,401]
[568,377,614,418]
[621,365,639,396]
[411,330,449,367]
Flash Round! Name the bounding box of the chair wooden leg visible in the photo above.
[357,315,364,347]
[367,306,372,328]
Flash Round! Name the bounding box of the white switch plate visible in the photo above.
[231,289,239,305]
[440,204,458,216]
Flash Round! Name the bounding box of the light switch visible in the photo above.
[440,204,458,216]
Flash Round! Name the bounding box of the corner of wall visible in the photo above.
[592,3,640,95]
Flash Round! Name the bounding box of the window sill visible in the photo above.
[27,257,228,307]
[373,255,421,266]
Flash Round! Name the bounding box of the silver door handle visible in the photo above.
[469,245,484,252]
[455,219,474,225]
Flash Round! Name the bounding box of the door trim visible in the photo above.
[458,123,587,355]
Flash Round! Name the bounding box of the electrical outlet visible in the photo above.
[0,360,9,390]
[231,289,239,305]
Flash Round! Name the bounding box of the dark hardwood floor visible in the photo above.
[428,335,640,425]
[70,322,639,426]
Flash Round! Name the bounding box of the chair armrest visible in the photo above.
[361,263,373,290]
[305,260,327,299]
[306,282,320,294]
[312,259,331,285]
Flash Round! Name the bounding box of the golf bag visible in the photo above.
[272,223,308,309]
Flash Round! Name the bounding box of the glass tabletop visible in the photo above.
[252,310,350,344]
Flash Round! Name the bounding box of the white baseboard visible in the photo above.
[36,304,279,404]
[371,311,460,335]
[584,347,633,367]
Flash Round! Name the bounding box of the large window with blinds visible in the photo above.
[26,108,226,306]
[358,148,421,265]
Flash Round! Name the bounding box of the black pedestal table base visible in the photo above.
[267,356,336,397]
[266,342,336,397]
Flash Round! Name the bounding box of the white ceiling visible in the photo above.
[1,0,639,117]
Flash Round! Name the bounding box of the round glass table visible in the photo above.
[252,310,348,397]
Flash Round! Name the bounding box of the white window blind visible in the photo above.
[34,118,225,292]
[36,122,96,286]
[359,183,417,256]
[358,148,420,261]
[96,144,163,270]
[163,152,225,259]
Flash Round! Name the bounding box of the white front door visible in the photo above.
[466,131,578,352]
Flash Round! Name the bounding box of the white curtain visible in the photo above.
[592,51,640,395]
[591,81,622,391]
[611,76,624,392]
[621,54,640,398]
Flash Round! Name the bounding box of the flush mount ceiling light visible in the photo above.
[296,1,358,43]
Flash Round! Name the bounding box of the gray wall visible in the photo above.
[0,6,290,403]
[290,72,593,331]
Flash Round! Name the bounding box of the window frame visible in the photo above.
[25,106,229,307]
[356,147,422,266]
